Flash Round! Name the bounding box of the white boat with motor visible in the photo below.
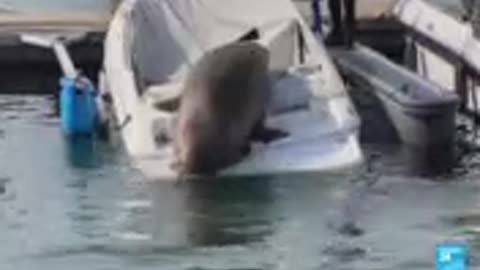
[393,0,480,114]
[100,0,363,180]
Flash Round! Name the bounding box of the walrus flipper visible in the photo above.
[241,142,252,156]
[250,120,289,144]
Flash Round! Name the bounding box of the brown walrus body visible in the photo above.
[173,41,275,176]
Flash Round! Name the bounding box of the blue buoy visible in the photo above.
[60,76,98,136]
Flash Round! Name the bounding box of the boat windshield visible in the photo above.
[0,0,115,13]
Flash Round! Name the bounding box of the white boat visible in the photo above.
[393,0,480,113]
[100,0,363,180]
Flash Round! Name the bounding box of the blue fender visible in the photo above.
[60,76,98,136]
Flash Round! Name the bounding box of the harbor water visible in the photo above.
[2,0,480,270]
[2,94,480,270]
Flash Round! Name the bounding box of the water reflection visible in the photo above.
[400,145,457,177]
[63,137,98,169]
[182,178,275,247]
[109,177,276,250]
[62,133,120,170]
[46,175,279,270]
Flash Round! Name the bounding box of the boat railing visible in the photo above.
[392,0,480,120]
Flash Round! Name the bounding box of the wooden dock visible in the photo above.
[0,12,109,94]
[294,0,405,58]
[0,11,109,64]
[0,0,405,63]
[0,0,406,94]
[0,12,110,33]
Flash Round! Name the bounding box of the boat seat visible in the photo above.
[143,70,312,115]
[269,71,312,115]
[143,80,184,112]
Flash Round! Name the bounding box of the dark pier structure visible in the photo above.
[0,12,108,94]
[0,0,405,94]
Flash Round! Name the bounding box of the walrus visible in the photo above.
[173,41,286,177]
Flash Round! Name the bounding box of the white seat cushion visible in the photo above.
[269,72,312,114]
[143,80,184,110]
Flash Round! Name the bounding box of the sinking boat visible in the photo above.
[100,0,363,180]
